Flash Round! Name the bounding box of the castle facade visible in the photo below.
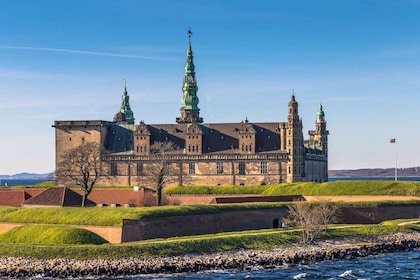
[53,31,329,187]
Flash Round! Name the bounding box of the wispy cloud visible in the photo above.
[0,45,170,60]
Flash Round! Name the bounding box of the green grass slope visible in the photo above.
[0,223,414,259]
[165,180,420,196]
[0,205,223,226]
[0,225,108,245]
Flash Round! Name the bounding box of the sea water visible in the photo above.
[89,250,419,280]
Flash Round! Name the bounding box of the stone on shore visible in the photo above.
[0,232,419,278]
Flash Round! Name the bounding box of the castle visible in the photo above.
[53,31,329,187]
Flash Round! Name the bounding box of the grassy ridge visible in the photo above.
[0,223,413,259]
[0,205,223,226]
[0,225,108,245]
[1,200,419,226]
[0,204,290,226]
[165,180,420,196]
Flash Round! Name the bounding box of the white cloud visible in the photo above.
[0,45,170,60]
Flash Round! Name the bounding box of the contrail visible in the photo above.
[0,45,168,60]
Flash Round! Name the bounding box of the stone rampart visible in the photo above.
[121,204,420,242]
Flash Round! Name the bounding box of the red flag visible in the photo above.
[390,138,396,143]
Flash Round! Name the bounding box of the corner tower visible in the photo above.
[286,94,305,182]
[176,29,203,124]
[315,104,328,155]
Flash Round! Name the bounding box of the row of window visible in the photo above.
[241,143,253,152]
[109,162,269,176]
[188,145,200,152]
[136,145,148,153]
[241,135,253,138]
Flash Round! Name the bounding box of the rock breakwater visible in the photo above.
[0,232,419,278]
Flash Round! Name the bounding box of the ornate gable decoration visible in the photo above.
[238,118,256,134]
[186,123,202,135]
[134,121,151,136]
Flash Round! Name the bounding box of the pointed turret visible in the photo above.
[176,28,203,124]
[286,93,305,183]
[315,103,328,155]
[113,79,135,124]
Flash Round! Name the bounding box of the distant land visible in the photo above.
[329,167,420,178]
[0,172,54,180]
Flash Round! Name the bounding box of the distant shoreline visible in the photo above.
[0,179,52,187]
[329,176,420,181]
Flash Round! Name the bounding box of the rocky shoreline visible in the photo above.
[0,232,419,278]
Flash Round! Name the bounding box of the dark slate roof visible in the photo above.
[106,121,285,154]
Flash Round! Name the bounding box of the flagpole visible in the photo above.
[394,140,397,181]
[390,138,397,181]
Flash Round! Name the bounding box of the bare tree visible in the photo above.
[57,142,103,207]
[283,200,339,243]
[140,141,179,206]
[283,202,322,243]
[314,198,339,231]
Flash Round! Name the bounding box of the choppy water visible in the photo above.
[95,250,420,280]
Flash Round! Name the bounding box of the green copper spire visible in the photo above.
[317,103,325,117]
[117,78,134,124]
[181,28,199,110]
[177,29,203,123]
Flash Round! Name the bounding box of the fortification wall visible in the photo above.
[121,205,420,242]
[121,208,289,242]
[340,205,420,224]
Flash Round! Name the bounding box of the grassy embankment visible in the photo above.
[0,180,418,227]
[165,180,420,196]
[0,225,108,245]
[2,198,419,227]
[0,180,418,259]
[8,180,420,195]
[0,221,418,259]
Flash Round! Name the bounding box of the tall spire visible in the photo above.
[176,28,203,123]
[113,78,135,124]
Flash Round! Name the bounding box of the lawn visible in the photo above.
[0,222,416,259]
[165,180,420,196]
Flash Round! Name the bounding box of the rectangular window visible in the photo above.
[238,162,246,175]
[216,162,224,174]
[110,162,118,176]
[188,162,195,175]
[260,162,268,174]
[136,163,143,176]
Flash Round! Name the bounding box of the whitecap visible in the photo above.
[339,269,353,278]
[293,273,307,279]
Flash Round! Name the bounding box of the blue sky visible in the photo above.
[1,0,420,175]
